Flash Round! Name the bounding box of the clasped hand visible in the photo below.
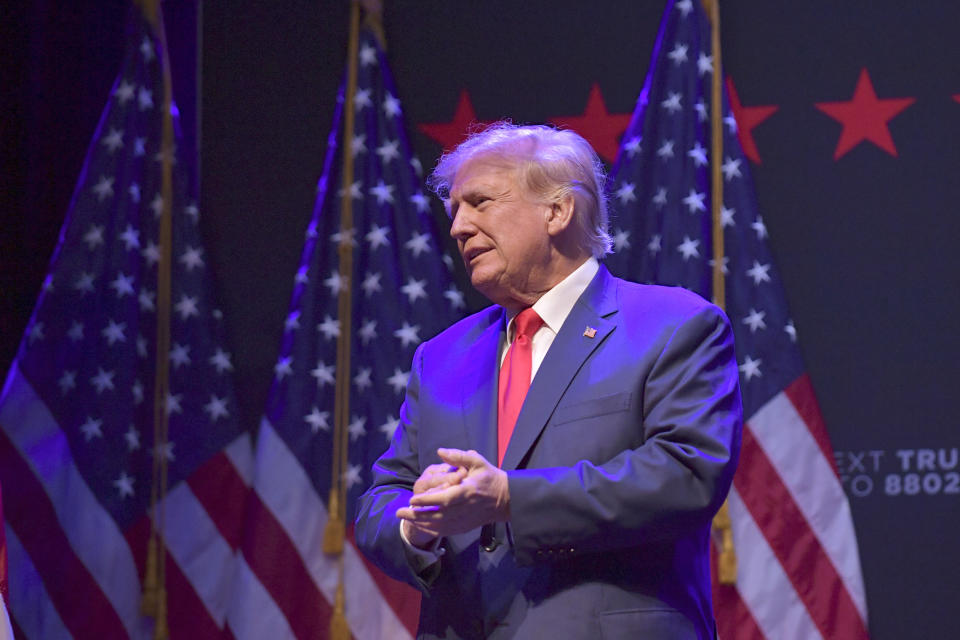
[397,448,510,549]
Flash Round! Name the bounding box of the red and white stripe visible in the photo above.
[5,524,68,640]
[718,374,869,640]
[229,418,417,640]
[0,364,253,639]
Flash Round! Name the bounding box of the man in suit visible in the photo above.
[355,123,741,639]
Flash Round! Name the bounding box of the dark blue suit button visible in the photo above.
[481,538,499,552]
[480,524,498,551]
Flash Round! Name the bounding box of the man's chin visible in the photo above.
[471,275,519,309]
[469,272,500,302]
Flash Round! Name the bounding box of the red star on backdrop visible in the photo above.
[953,94,960,104]
[549,84,631,164]
[725,76,778,165]
[418,90,492,151]
[815,68,915,160]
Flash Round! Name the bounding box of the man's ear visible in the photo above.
[546,194,576,236]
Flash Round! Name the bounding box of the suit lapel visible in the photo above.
[500,266,619,470]
[458,311,504,464]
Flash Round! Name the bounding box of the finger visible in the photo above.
[397,505,430,520]
[437,447,486,469]
[423,463,457,476]
[409,484,464,507]
[415,478,451,494]
[413,481,457,496]
[414,467,466,494]
[397,505,446,523]
[424,467,465,486]
[419,478,465,496]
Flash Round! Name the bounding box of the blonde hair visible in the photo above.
[428,122,613,258]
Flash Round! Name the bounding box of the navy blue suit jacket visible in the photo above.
[356,266,742,639]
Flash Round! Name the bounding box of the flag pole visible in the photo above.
[324,1,362,638]
[323,0,360,558]
[134,0,174,636]
[706,0,724,311]
[702,0,737,586]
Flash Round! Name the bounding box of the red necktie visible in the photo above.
[498,308,544,467]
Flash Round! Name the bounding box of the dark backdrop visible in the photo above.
[3,2,958,638]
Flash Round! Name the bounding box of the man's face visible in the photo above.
[448,159,554,309]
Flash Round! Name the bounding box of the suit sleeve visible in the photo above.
[506,303,742,566]
[354,344,438,591]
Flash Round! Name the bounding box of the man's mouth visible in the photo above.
[463,247,490,265]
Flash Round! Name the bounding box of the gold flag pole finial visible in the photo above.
[702,0,738,586]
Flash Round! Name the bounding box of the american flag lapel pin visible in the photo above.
[583,326,597,338]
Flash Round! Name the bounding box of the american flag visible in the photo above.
[604,1,870,638]
[228,24,466,639]
[0,7,251,638]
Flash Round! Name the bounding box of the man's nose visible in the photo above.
[449,207,474,241]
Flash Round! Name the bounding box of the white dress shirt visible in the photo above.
[500,257,600,377]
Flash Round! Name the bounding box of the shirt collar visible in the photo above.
[505,257,599,340]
